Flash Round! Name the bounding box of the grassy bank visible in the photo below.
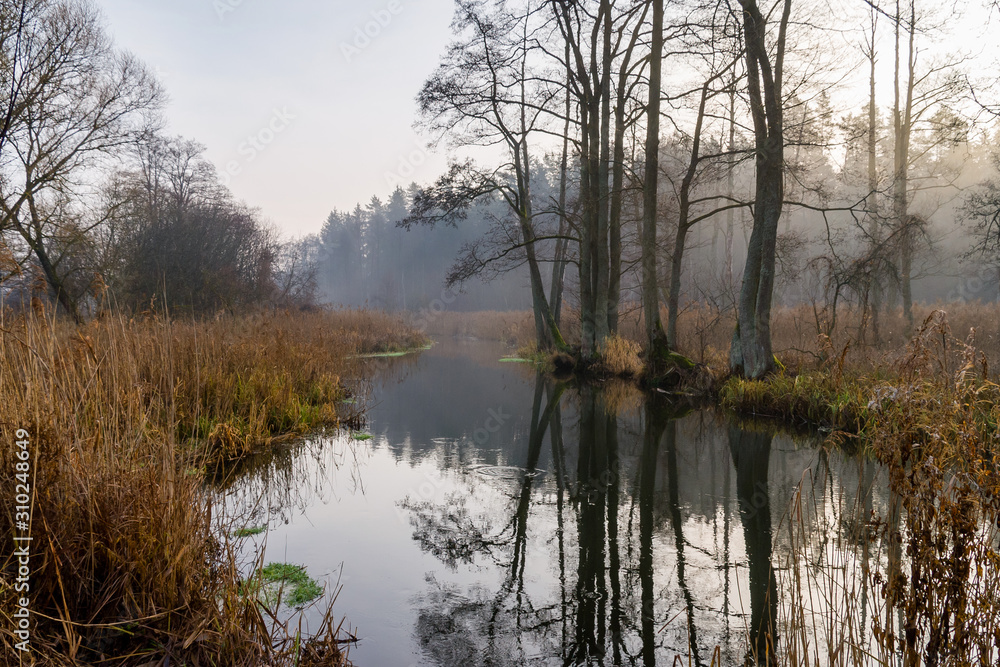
[721,310,1000,664]
[0,308,425,665]
[423,302,1000,369]
[431,307,1000,662]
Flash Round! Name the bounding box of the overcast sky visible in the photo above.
[98,0,455,237]
[96,0,998,239]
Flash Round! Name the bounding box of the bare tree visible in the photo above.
[641,0,668,360]
[729,0,793,379]
[884,0,969,330]
[272,235,321,310]
[406,1,568,350]
[663,40,745,351]
[101,137,277,314]
[0,0,162,320]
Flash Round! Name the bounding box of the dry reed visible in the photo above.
[0,306,423,665]
[424,301,1000,372]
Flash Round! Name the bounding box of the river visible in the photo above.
[219,339,891,666]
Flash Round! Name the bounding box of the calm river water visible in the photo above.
[219,339,890,666]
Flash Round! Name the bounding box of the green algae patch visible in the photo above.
[352,342,434,359]
[233,525,266,538]
[242,562,323,608]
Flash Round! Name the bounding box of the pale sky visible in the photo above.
[96,0,998,239]
[97,0,455,237]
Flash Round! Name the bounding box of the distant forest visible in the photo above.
[316,185,535,312]
[3,0,1000,358]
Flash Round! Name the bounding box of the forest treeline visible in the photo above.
[386,0,1000,378]
[0,0,325,320]
[4,0,1000,380]
[317,185,536,311]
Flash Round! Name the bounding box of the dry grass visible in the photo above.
[596,334,645,378]
[420,310,536,347]
[432,301,1000,374]
[734,310,1000,665]
[0,306,423,665]
[329,308,429,356]
[718,371,869,433]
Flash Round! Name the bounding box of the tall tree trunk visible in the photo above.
[580,98,598,357]
[517,114,566,351]
[551,40,573,328]
[867,10,882,344]
[730,0,791,379]
[667,84,710,349]
[521,202,565,350]
[608,70,626,337]
[726,88,737,289]
[893,0,916,333]
[551,211,568,329]
[642,0,668,362]
[555,2,619,359]
[594,0,613,347]
[607,6,648,335]
[514,18,565,352]
[584,22,605,357]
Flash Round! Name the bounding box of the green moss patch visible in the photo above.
[352,343,433,359]
[233,525,266,538]
[243,562,323,608]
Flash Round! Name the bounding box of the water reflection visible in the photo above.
[728,426,777,665]
[219,341,890,666]
[399,376,787,666]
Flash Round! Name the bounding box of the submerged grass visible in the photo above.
[249,563,324,608]
[0,306,423,665]
[234,524,268,538]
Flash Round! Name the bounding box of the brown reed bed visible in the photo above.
[420,310,537,347]
[422,305,1000,663]
[422,301,1000,371]
[0,307,425,665]
[730,310,1000,665]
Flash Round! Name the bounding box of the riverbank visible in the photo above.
[433,308,1000,661]
[722,311,1000,663]
[0,308,426,665]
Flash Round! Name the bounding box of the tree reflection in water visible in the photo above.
[402,372,784,666]
[728,425,777,665]
[212,344,903,667]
